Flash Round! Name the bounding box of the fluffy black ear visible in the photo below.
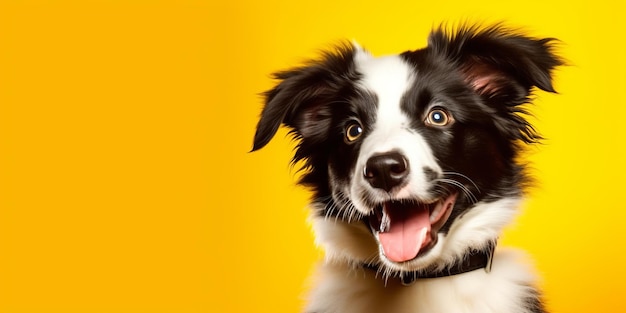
[251,44,357,151]
[428,24,563,142]
[428,24,562,100]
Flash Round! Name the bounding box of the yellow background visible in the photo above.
[0,0,624,312]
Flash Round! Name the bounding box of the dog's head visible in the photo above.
[252,25,561,275]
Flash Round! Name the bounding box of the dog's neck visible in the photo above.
[363,243,496,286]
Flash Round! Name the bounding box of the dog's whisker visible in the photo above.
[435,178,478,204]
[327,190,367,224]
[441,171,481,195]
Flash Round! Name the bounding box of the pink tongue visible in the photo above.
[378,204,431,263]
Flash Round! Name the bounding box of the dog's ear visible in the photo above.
[251,44,358,151]
[428,25,563,142]
[428,24,562,100]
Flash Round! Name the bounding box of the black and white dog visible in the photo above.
[252,24,561,313]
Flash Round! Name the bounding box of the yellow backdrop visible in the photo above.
[0,0,624,312]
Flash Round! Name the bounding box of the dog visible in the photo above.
[252,24,562,313]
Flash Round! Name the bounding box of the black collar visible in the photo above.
[363,243,496,286]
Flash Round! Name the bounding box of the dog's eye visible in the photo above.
[345,122,363,143]
[425,108,453,127]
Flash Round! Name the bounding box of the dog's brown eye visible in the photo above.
[345,122,363,143]
[425,108,453,127]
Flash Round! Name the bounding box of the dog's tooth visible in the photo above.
[380,210,390,233]
[430,205,440,223]
[429,200,446,222]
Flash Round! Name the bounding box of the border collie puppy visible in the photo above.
[252,24,561,313]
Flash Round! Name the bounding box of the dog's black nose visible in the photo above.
[364,152,409,192]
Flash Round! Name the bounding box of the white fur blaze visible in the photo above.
[350,54,441,214]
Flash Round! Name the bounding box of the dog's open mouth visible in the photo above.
[368,193,458,263]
